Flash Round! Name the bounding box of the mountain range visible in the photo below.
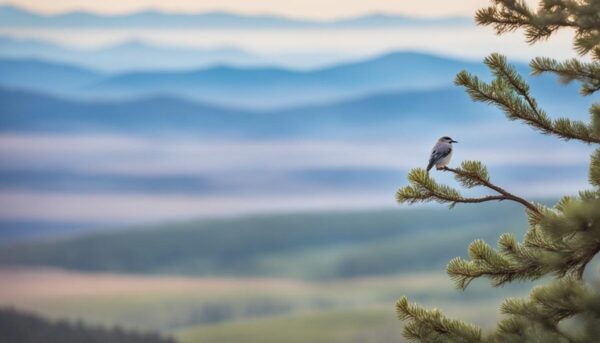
[89,52,494,108]
[0,58,101,91]
[0,52,493,108]
[0,205,528,277]
[0,48,592,133]
[1,69,592,138]
[0,36,267,71]
[0,86,491,138]
[0,50,591,111]
[0,5,471,28]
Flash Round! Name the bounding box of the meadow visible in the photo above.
[0,204,529,278]
[0,204,538,342]
[0,268,529,343]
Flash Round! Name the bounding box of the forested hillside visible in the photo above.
[0,204,531,278]
[0,307,174,343]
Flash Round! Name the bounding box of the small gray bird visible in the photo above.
[427,136,458,172]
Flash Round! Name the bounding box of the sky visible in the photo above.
[0,0,539,19]
[0,0,574,62]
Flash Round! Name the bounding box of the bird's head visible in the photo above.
[439,136,458,144]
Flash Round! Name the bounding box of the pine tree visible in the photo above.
[394,1,600,342]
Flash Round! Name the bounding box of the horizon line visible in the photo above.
[0,3,472,22]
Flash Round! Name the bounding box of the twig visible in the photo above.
[442,167,540,214]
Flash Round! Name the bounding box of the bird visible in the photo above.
[427,136,458,172]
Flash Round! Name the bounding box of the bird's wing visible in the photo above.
[427,144,452,171]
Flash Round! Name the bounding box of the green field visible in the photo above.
[176,307,404,343]
[0,268,529,343]
[0,203,531,279]
[0,204,541,341]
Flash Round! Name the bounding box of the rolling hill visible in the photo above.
[0,36,264,72]
[0,5,471,28]
[0,87,255,135]
[0,86,492,137]
[0,68,590,137]
[0,307,174,343]
[0,268,530,342]
[0,51,586,109]
[0,51,489,108]
[86,51,490,107]
[0,204,530,278]
[0,59,103,91]
[0,51,491,104]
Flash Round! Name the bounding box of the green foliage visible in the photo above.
[448,198,600,290]
[491,277,600,342]
[395,0,600,342]
[454,161,490,188]
[396,297,482,343]
[591,148,600,187]
[0,307,174,343]
[530,57,600,95]
[475,0,600,58]
[396,168,462,207]
[176,307,404,343]
[591,104,600,137]
[0,206,527,279]
[396,160,539,213]
[455,54,600,144]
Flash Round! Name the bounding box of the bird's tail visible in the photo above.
[426,161,434,173]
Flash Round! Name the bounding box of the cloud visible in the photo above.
[0,133,591,176]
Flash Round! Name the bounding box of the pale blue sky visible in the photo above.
[0,0,538,19]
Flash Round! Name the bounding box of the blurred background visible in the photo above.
[0,0,595,342]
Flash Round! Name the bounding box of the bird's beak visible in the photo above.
[451,140,458,143]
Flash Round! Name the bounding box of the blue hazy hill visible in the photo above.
[0,5,470,28]
[0,49,592,128]
[0,87,256,135]
[87,52,490,107]
[333,13,471,27]
[0,78,591,138]
[0,204,531,278]
[0,52,490,107]
[0,86,488,137]
[0,58,102,91]
[0,36,263,71]
[0,36,62,55]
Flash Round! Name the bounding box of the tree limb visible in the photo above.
[455,69,600,144]
[441,167,540,214]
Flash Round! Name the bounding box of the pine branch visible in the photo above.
[538,198,600,279]
[591,104,600,138]
[396,297,483,342]
[573,250,598,280]
[446,239,550,290]
[530,57,600,95]
[448,198,600,290]
[442,166,540,214]
[396,2,600,341]
[455,54,600,144]
[591,148,600,188]
[495,277,595,342]
[396,160,540,214]
[475,0,600,58]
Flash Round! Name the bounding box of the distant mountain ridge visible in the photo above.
[0,36,265,71]
[0,58,102,91]
[0,86,489,137]
[0,5,471,28]
[1,76,592,136]
[0,51,491,108]
[0,205,528,278]
[0,50,591,112]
